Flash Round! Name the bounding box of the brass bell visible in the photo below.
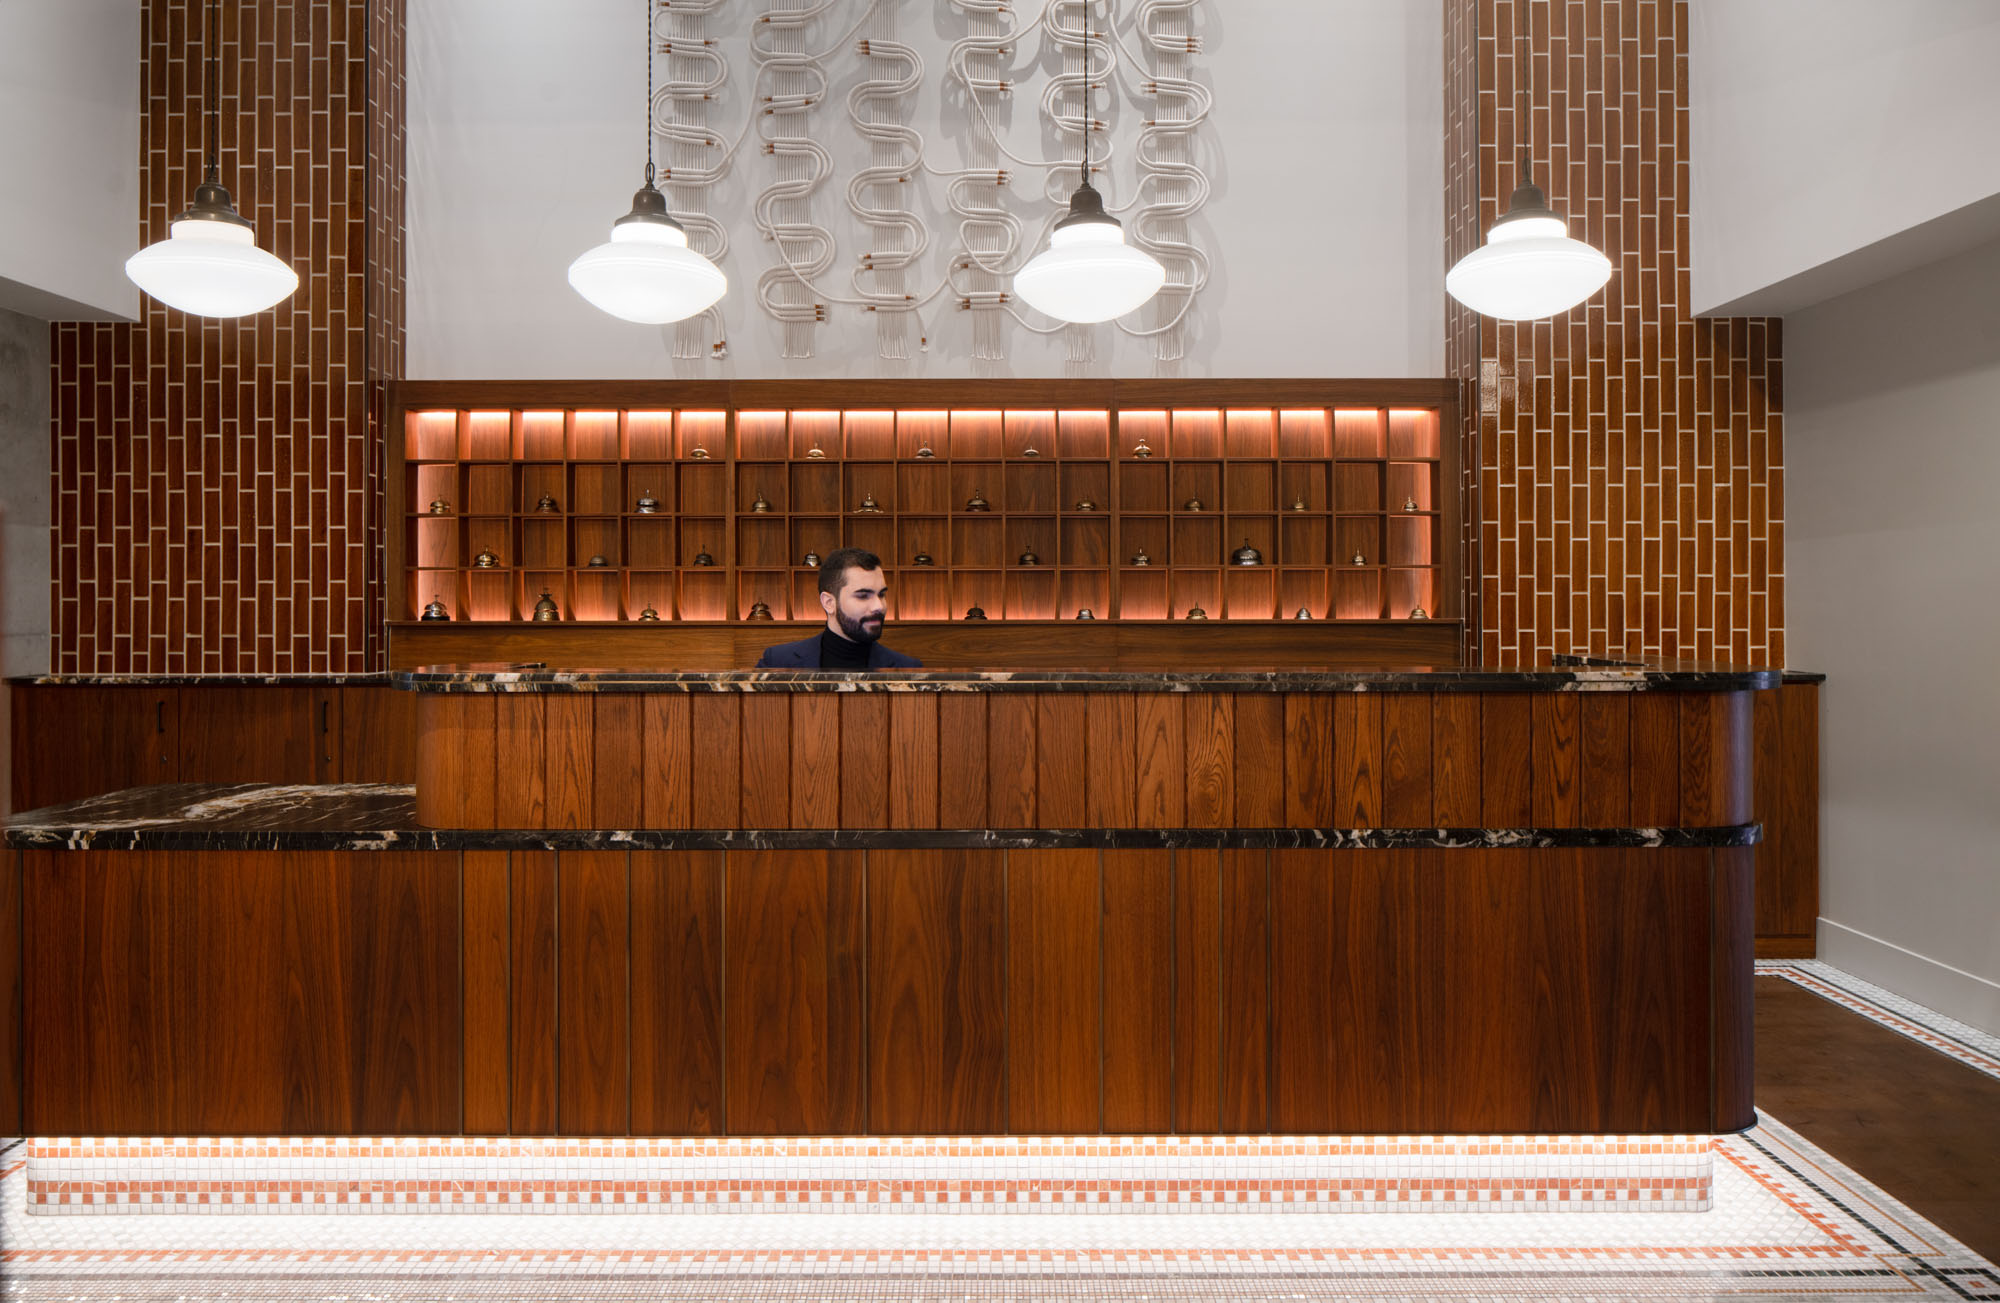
[1231,538,1264,566]
[635,490,660,514]
[1294,607,1313,620]
[807,446,827,459]
[1353,550,1367,566]
[428,498,451,515]
[637,606,661,622]
[913,551,935,566]
[965,489,991,512]
[587,554,608,567]
[1183,498,1203,512]
[1290,496,1308,512]
[1186,605,1209,620]
[692,545,715,566]
[964,605,988,619]
[473,548,500,569]
[420,595,451,621]
[1132,440,1153,459]
[1018,548,1040,566]
[532,590,560,622]
[1021,446,1041,459]
[858,492,883,513]
[803,549,821,567]
[1076,608,1095,620]
[747,600,775,621]
[751,493,772,513]
[536,492,560,513]
[1409,605,1429,619]
[690,446,711,460]
[916,446,936,459]
[1130,548,1151,566]
[1404,496,1419,512]
[1073,498,1096,512]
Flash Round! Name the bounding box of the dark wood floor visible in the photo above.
[1756,975,2000,1264]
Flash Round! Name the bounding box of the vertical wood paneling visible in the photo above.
[341,852,463,1135]
[724,851,865,1134]
[1232,695,1286,826]
[887,695,940,828]
[1333,695,1381,825]
[740,696,792,828]
[1531,694,1581,826]
[1269,848,1333,1131]
[866,849,1005,1134]
[0,851,18,1136]
[1326,849,1430,1131]
[1431,693,1483,824]
[1282,694,1334,827]
[987,695,1037,825]
[630,851,724,1135]
[1006,849,1101,1133]
[508,850,558,1135]
[341,684,419,784]
[1218,849,1269,1133]
[937,694,989,828]
[178,851,286,1135]
[417,695,495,829]
[1628,694,1681,826]
[837,695,888,827]
[177,686,316,784]
[1681,692,1752,825]
[642,696,692,829]
[789,695,841,829]
[1085,694,1139,826]
[1171,850,1220,1133]
[1580,696,1632,825]
[462,850,511,1135]
[494,695,547,827]
[1431,849,1534,1132]
[1101,850,1172,1132]
[1712,847,1756,1132]
[1480,694,1533,825]
[1381,695,1434,826]
[1183,695,1235,828]
[281,852,353,1134]
[592,697,645,828]
[1772,683,1820,937]
[557,852,629,1135]
[689,696,742,827]
[543,696,594,829]
[1036,696,1089,826]
[1133,694,1186,827]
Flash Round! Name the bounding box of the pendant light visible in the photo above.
[1013,1,1165,324]
[568,0,727,324]
[1444,11,1610,321]
[124,0,298,317]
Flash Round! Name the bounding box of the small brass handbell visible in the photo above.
[532,590,560,622]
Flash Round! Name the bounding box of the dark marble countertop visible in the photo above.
[8,674,391,687]
[6,783,1761,852]
[392,658,1782,694]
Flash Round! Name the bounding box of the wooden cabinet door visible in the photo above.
[341,684,418,783]
[9,685,179,811]
[177,686,318,785]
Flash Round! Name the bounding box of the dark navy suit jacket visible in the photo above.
[754,633,922,669]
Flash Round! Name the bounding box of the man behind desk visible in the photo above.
[755,547,923,670]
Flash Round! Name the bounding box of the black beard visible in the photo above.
[835,608,884,644]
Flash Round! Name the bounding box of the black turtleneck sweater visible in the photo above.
[819,628,872,670]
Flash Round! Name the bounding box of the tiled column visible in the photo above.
[1445,0,1783,666]
[50,0,405,674]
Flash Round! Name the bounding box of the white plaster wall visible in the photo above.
[0,307,51,680]
[0,0,140,321]
[1690,1,2000,317]
[408,0,1444,378]
[1786,236,2000,1035]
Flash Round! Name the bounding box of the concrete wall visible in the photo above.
[1786,236,2000,1035]
[0,309,51,678]
[0,0,140,321]
[1689,1,2000,318]
[408,0,1444,379]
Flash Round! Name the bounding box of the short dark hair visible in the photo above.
[818,547,883,596]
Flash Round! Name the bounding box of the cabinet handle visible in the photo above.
[156,700,165,733]
[321,700,330,734]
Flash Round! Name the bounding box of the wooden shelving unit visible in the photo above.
[390,382,1461,629]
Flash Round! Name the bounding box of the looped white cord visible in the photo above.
[654,0,733,359]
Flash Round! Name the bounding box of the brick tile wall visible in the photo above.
[1445,0,1783,666]
[50,0,404,673]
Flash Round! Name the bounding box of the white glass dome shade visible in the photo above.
[124,176,299,318]
[1445,171,1611,321]
[568,177,728,325]
[1014,181,1167,325]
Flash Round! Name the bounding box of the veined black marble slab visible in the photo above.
[8,673,390,686]
[6,783,1761,852]
[393,660,1780,695]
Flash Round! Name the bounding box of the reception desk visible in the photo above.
[5,661,1771,1141]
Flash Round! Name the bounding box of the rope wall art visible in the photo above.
[648,0,1210,367]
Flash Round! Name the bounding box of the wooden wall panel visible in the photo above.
[1320,850,1428,1131]
[1628,694,1680,826]
[494,695,548,827]
[689,696,742,827]
[1101,850,1172,1132]
[1712,847,1757,1132]
[1283,695,1334,827]
[1531,694,1581,826]
[1381,695,1433,826]
[1036,696,1089,826]
[179,686,316,784]
[1133,694,1186,827]
[1232,695,1285,826]
[10,685,178,812]
[791,696,842,829]
[1579,696,1632,826]
[592,697,645,828]
[1184,695,1235,827]
[937,695,988,828]
[1430,850,1534,1132]
[281,852,355,1134]
[631,851,725,1135]
[1085,694,1139,827]
[1171,850,1220,1133]
[1758,683,1820,944]
[416,695,496,829]
[341,684,418,784]
[461,851,511,1135]
[1480,694,1533,825]
[177,851,287,1135]
[544,697,595,829]
[866,849,1005,1134]
[1218,849,1269,1133]
[642,696,692,829]
[1681,692,1752,825]
[740,697,793,829]
[837,696,889,827]
[1006,849,1100,1133]
[888,695,940,828]
[1269,848,1334,1131]
[558,851,629,1135]
[508,851,558,1134]
[987,696,1037,825]
[724,851,865,1134]
[1333,696,1381,825]
[344,852,463,1135]
[1431,693,1482,824]
[310,687,343,783]
[0,852,17,1135]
